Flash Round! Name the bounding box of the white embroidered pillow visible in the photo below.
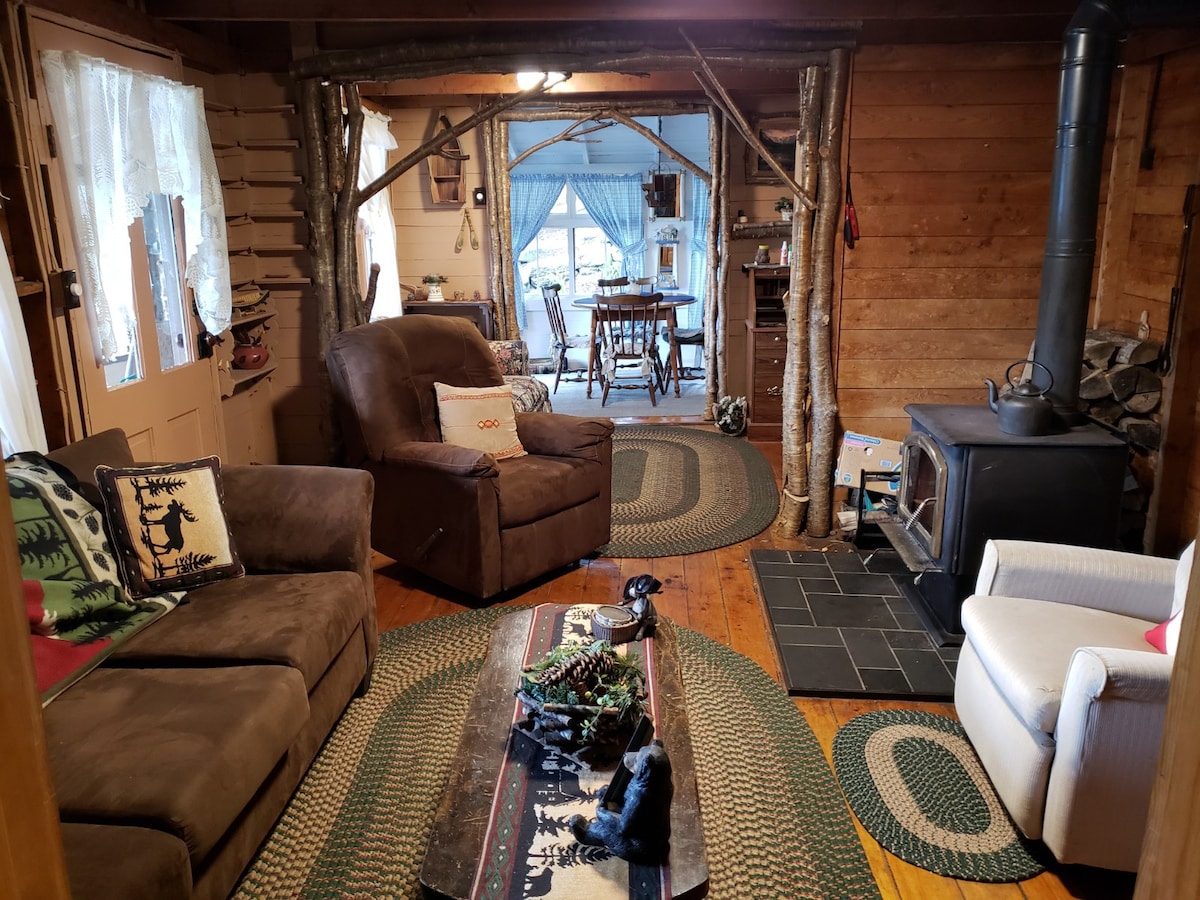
[434,383,527,460]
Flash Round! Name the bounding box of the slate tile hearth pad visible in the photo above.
[751,549,958,700]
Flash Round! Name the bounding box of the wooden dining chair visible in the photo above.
[541,283,593,394]
[594,292,665,407]
[596,276,630,295]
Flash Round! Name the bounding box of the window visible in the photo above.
[518,185,623,301]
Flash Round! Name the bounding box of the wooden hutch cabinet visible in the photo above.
[744,264,789,439]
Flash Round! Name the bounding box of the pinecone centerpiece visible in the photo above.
[515,641,646,763]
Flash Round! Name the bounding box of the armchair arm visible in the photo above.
[382,440,499,479]
[975,539,1176,621]
[1043,646,1172,869]
[516,413,614,459]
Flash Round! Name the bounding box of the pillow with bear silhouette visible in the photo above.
[95,457,243,597]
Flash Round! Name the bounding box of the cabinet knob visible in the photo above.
[767,385,783,396]
[771,359,781,365]
[773,335,782,342]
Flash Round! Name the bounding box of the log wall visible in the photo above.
[835,43,1063,440]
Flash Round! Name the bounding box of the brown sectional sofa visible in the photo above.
[41,429,377,899]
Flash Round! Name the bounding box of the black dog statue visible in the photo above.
[570,740,673,863]
[621,573,661,641]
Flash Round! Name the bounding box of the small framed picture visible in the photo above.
[744,115,799,185]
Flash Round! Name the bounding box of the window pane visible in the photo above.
[549,185,568,215]
[518,226,569,300]
[142,193,193,374]
[573,227,623,297]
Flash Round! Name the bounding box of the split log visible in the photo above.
[1087,328,1162,366]
[1088,399,1126,425]
[1083,337,1118,369]
[1079,367,1114,400]
[1123,390,1162,415]
[1106,363,1162,402]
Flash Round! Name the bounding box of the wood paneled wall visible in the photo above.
[1096,47,1200,552]
[836,44,1062,440]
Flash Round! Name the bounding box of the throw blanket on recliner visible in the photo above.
[7,454,181,704]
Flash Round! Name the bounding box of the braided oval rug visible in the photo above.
[235,607,879,899]
[833,709,1046,883]
[601,425,779,558]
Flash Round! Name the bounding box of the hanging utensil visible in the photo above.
[455,210,467,253]
[466,208,479,250]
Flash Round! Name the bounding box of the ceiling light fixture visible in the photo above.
[515,71,566,91]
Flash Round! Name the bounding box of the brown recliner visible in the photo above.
[327,315,614,599]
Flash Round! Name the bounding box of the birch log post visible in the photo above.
[703,106,721,417]
[716,115,731,400]
[806,48,851,538]
[335,84,365,327]
[774,64,824,537]
[298,77,338,459]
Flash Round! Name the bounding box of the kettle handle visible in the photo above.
[1005,359,1054,391]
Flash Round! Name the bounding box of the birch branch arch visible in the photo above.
[290,26,855,533]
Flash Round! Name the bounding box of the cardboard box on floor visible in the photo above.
[834,431,903,495]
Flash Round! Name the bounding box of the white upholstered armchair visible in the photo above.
[955,538,1192,871]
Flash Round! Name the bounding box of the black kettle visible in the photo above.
[984,360,1055,436]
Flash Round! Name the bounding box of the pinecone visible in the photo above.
[537,647,616,698]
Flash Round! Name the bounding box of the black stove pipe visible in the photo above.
[1032,0,1200,423]
[1031,0,1122,423]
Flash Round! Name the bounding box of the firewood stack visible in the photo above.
[1079,329,1162,451]
[1079,328,1163,550]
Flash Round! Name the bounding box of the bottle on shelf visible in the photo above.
[780,241,790,266]
[754,244,770,265]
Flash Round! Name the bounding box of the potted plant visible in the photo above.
[422,273,448,301]
[713,395,748,436]
[775,196,794,222]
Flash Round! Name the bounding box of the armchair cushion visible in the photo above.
[434,382,526,459]
[497,454,605,528]
[961,594,1160,733]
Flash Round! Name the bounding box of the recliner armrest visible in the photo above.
[382,440,499,478]
[975,539,1176,621]
[1043,646,1173,870]
[516,413,614,459]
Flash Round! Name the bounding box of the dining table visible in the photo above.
[570,293,697,400]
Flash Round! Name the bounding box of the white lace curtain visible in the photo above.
[358,108,401,320]
[40,50,231,362]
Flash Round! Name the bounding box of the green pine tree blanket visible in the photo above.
[7,454,181,704]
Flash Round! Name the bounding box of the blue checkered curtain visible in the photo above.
[687,178,711,329]
[569,174,646,281]
[511,173,567,328]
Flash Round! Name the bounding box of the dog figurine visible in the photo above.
[570,740,673,863]
[621,573,661,641]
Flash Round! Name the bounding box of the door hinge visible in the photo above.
[46,123,57,158]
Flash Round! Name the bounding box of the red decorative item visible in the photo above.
[232,343,269,369]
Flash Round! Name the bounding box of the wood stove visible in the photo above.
[880,403,1128,643]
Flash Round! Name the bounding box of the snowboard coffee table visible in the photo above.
[420,604,709,899]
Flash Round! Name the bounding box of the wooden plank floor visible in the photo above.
[371,429,1138,899]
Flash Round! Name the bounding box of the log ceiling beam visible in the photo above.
[147,0,1077,25]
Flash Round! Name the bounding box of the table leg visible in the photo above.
[667,311,682,397]
[586,311,598,398]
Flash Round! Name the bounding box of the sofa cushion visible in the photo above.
[95,457,244,596]
[44,665,308,865]
[106,571,365,692]
[61,822,191,900]
[962,594,1160,734]
[497,453,602,529]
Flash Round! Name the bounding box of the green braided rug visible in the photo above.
[832,710,1046,883]
[601,425,779,558]
[235,607,879,899]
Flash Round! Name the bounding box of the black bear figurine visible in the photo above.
[569,740,673,864]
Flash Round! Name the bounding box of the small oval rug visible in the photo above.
[832,709,1046,883]
[601,425,779,558]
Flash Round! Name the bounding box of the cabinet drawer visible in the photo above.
[750,387,782,423]
[754,330,786,351]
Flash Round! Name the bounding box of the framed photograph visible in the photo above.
[744,115,799,185]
